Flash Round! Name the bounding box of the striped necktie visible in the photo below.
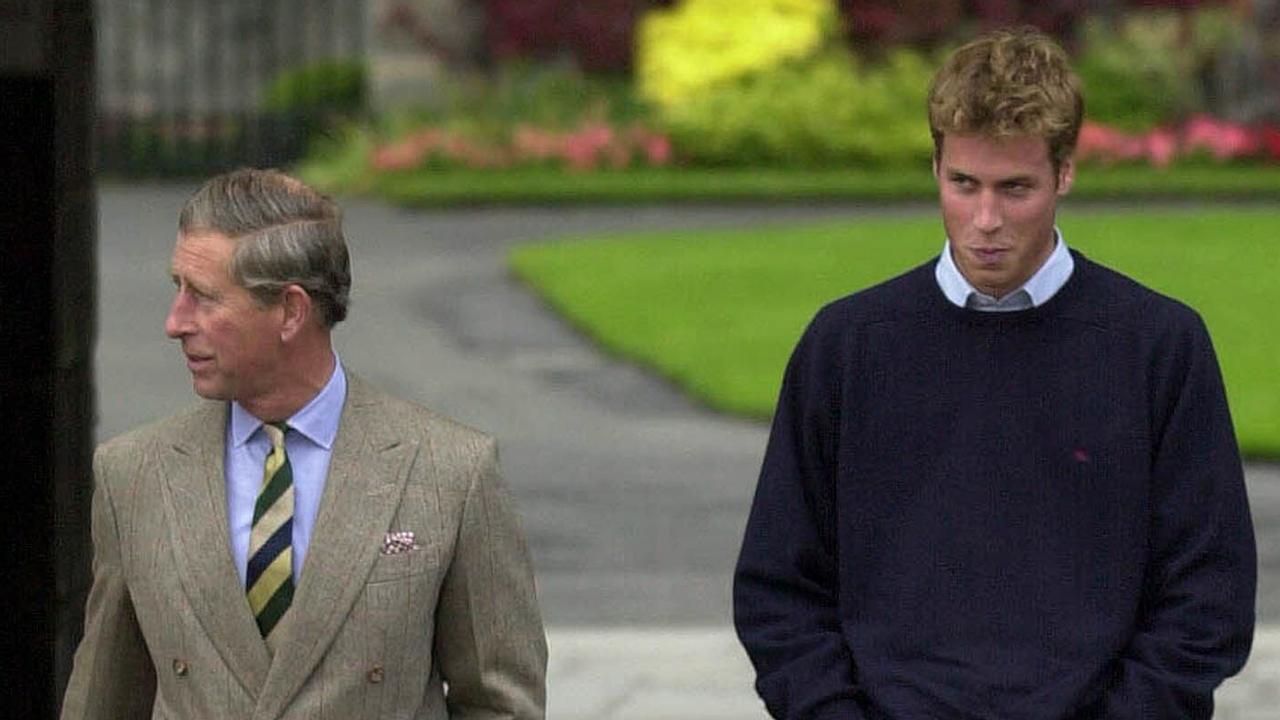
[247,421,295,640]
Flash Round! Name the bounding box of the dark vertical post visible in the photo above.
[50,0,97,706]
[0,72,57,720]
[0,0,96,716]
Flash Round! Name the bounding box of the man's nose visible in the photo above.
[973,193,1002,233]
[164,291,191,339]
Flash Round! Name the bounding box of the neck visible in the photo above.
[240,340,336,423]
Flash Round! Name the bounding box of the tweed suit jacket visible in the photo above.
[61,374,547,719]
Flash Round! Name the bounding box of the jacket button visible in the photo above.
[173,659,188,677]
[367,665,384,684]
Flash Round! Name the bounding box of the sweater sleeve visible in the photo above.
[1083,311,1256,719]
[733,311,867,720]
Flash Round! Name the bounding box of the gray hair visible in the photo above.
[178,168,351,327]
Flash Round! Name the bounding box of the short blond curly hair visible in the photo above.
[928,26,1083,173]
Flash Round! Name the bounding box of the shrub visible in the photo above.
[659,48,936,167]
[636,0,836,109]
[301,62,668,174]
[1074,12,1198,131]
[263,60,365,115]
[406,63,646,132]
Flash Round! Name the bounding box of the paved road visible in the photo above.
[96,184,1279,715]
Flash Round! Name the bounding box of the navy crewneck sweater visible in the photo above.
[735,251,1256,719]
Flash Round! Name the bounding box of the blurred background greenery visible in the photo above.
[293,0,1280,201]
[99,0,1280,199]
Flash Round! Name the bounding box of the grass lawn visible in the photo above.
[302,163,1280,206]
[509,208,1280,458]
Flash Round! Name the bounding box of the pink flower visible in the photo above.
[559,123,614,171]
[370,144,421,171]
[562,136,600,171]
[371,121,674,173]
[643,134,672,166]
[1182,114,1261,160]
[1076,122,1145,164]
[371,132,433,171]
[626,125,672,167]
[1144,128,1178,168]
[513,124,564,161]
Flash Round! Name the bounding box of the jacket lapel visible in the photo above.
[160,401,271,698]
[253,376,417,720]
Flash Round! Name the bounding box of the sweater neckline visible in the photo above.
[926,249,1090,326]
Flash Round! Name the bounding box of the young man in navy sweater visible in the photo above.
[734,27,1256,719]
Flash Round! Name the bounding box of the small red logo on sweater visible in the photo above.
[1072,448,1091,463]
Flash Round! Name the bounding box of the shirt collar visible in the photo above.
[230,355,347,449]
[934,227,1073,309]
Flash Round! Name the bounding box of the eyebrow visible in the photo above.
[170,272,213,296]
[946,169,1038,185]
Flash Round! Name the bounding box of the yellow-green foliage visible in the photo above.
[660,49,936,167]
[636,0,835,109]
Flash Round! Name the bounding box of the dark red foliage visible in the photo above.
[839,0,1090,52]
[565,2,640,72]
[1259,125,1280,160]
[473,0,1235,73]
[479,0,641,73]
[1125,0,1226,8]
[839,0,964,48]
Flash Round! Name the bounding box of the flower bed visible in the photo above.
[369,122,673,172]
[1078,116,1280,167]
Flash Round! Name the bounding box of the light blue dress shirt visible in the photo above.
[226,357,347,586]
[934,228,1074,311]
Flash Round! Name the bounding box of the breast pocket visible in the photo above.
[365,529,438,584]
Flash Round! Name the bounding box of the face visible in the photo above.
[936,133,1074,298]
[165,230,284,404]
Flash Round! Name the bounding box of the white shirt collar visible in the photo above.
[230,355,346,450]
[934,228,1074,309]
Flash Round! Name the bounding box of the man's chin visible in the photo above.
[190,378,231,401]
[962,270,1011,296]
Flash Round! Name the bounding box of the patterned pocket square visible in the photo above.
[381,530,419,555]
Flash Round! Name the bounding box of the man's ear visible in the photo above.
[1056,157,1076,196]
[279,285,313,341]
